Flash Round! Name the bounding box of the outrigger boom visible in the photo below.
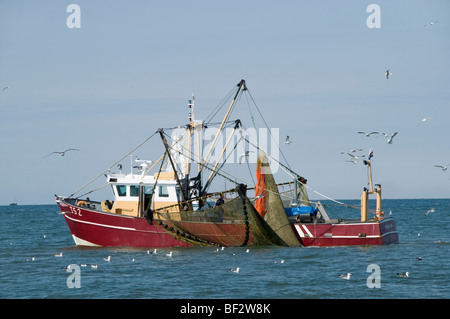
[360,159,382,222]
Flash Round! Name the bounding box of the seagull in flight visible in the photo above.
[420,117,432,123]
[347,153,365,159]
[385,70,391,79]
[358,131,378,137]
[424,21,438,27]
[239,150,254,164]
[340,148,363,154]
[284,136,292,146]
[382,132,398,145]
[2,86,9,92]
[44,149,80,158]
[434,164,448,171]
[425,208,435,216]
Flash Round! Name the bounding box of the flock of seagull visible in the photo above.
[20,233,426,281]
[357,131,398,145]
[23,243,176,270]
[339,131,397,165]
[340,130,447,172]
[338,271,411,280]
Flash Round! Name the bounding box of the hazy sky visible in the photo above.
[1,0,449,205]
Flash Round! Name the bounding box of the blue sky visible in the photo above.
[1,0,449,205]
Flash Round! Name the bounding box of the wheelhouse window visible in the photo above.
[159,185,169,197]
[130,185,139,197]
[116,185,127,197]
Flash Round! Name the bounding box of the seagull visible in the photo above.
[44,149,80,158]
[245,249,250,253]
[90,264,98,269]
[434,164,448,171]
[358,131,379,137]
[81,264,87,267]
[147,249,157,254]
[284,136,292,146]
[385,70,391,79]
[346,159,358,164]
[230,267,240,273]
[339,273,352,280]
[424,21,438,27]
[2,86,9,92]
[420,117,432,123]
[41,235,47,239]
[26,257,36,262]
[425,208,435,216]
[104,256,111,262]
[239,151,254,164]
[166,251,173,257]
[341,149,363,154]
[417,257,423,261]
[274,260,285,264]
[397,272,409,278]
[382,132,398,145]
[54,252,63,257]
[347,153,365,159]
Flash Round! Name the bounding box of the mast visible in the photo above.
[158,129,190,210]
[185,95,194,186]
[203,119,242,192]
[200,79,246,174]
[361,158,382,221]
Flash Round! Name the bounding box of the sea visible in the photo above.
[1,199,448,304]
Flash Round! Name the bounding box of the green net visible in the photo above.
[154,185,287,247]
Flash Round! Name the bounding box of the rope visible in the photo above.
[240,195,250,247]
[204,85,238,125]
[245,89,291,170]
[68,132,157,198]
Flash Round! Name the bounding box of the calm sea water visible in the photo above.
[1,199,449,300]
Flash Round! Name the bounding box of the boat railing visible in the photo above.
[62,197,107,212]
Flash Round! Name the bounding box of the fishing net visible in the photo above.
[154,185,287,247]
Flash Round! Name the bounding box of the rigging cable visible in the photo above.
[245,88,291,171]
[68,131,158,198]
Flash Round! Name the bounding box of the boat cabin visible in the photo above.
[106,170,182,217]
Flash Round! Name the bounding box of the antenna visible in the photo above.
[188,93,195,123]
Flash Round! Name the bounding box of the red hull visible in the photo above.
[58,202,191,248]
[292,217,398,247]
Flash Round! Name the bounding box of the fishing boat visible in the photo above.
[283,158,399,246]
[56,80,291,248]
[56,79,398,248]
